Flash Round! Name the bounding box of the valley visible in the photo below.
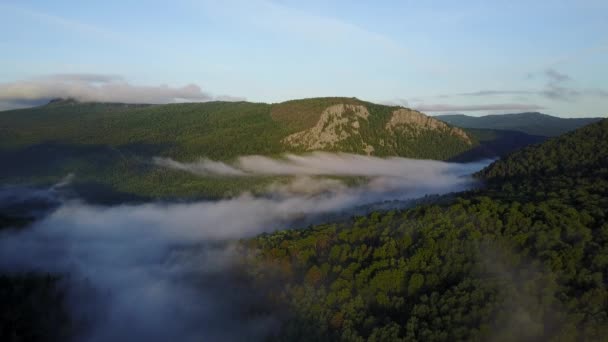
[1,98,606,340]
[2,2,608,341]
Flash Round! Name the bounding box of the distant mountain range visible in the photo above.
[436,112,603,137]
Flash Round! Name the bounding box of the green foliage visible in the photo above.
[0,98,479,198]
[478,119,608,181]
[2,111,606,340]
[270,97,364,131]
[243,119,608,341]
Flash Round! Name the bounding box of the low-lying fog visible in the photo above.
[0,153,491,341]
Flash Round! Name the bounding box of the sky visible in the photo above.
[0,0,606,117]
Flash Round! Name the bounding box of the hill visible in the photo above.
[0,97,477,198]
[436,112,602,137]
[1,97,473,159]
[242,119,608,341]
[478,118,608,181]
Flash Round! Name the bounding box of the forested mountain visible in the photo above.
[478,118,608,181]
[243,119,608,341]
[0,97,501,199]
[1,97,473,159]
[437,112,602,137]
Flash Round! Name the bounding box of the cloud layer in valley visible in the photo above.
[155,152,490,187]
[0,74,244,109]
[156,152,492,199]
[0,155,491,341]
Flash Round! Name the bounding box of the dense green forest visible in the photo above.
[477,118,608,181]
[0,98,538,199]
[437,112,601,137]
[242,119,608,341]
[0,97,470,160]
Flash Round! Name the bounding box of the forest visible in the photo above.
[1,117,606,341]
[0,98,538,199]
[242,119,608,341]
[1,1,606,340]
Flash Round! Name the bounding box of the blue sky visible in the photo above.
[0,0,606,117]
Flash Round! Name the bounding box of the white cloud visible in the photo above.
[155,152,489,181]
[0,74,245,108]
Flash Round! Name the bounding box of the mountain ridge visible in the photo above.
[0,97,476,198]
[436,112,603,136]
[1,96,474,159]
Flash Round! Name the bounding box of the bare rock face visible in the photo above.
[386,108,472,144]
[283,104,372,152]
[282,103,472,156]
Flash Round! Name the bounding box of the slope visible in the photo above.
[449,128,547,162]
[243,119,608,341]
[0,97,475,198]
[478,118,608,181]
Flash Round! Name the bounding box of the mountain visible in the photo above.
[0,97,478,198]
[2,97,473,159]
[478,118,608,181]
[243,119,608,341]
[436,112,602,137]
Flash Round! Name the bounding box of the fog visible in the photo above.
[0,154,491,341]
[155,152,490,179]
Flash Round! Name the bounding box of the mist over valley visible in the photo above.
[1,1,608,341]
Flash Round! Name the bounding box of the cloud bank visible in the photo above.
[0,155,491,341]
[155,153,493,198]
[0,74,245,109]
[155,152,488,180]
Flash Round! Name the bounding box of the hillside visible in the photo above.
[449,128,546,162]
[478,118,608,181]
[436,112,602,137]
[242,119,608,341]
[0,97,477,198]
[1,97,473,159]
